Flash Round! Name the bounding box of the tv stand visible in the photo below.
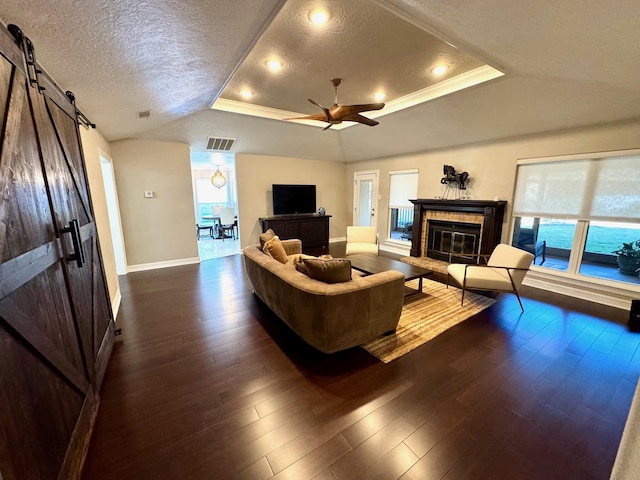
[259,214,331,251]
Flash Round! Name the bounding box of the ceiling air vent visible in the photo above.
[206,136,236,151]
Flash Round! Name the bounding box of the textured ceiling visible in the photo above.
[1,0,639,162]
[216,0,487,116]
[0,0,286,141]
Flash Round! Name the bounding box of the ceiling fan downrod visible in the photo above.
[331,78,341,105]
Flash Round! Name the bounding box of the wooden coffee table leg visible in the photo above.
[404,276,425,298]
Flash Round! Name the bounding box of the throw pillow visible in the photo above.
[293,255,310,275]
[263,236,288,264]
[259,228,276,250]
[303,258,352,284]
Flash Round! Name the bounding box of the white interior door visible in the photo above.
[353,171,379,227]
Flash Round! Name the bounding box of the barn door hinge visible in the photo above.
[7,24,45,93]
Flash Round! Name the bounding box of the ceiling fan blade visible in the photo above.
[283,113,330,122]
[341,103,385,114]
[341,114,379,126]
[308,98,325,109]
[308,98,331,122]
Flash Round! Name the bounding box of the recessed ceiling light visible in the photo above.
[265,59,283,71]
[308,9,330,25]
[240,89,254,99]
[373,92,385,101]
[431,65,449,76]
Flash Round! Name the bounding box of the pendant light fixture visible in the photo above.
[211,165,227,189]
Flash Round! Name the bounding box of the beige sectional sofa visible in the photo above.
[243,239,405,353]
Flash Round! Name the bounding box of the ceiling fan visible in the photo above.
[285,78,384,130]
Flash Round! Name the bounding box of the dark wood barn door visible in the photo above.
[0,26,114,480]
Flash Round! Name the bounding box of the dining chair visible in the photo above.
[219,207,236,240]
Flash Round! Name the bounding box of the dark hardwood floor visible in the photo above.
[81,246,640,479]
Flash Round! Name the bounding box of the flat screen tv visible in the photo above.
[272,184,316,215]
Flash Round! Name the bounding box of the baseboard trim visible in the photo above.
[330,236,346,243]
[524,269,637,310]
[127,257,200,272]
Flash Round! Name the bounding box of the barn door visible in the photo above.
[0,26,114,480]
[30,87,112,384]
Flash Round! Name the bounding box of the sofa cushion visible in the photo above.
[263,237,288,264]
[303,258,352,283]
[259,228,276,250]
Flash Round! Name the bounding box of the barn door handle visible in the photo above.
[61,219,84,267]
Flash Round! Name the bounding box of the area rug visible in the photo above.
[361,278,496,363]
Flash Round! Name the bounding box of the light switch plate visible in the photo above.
[144,191,154,198]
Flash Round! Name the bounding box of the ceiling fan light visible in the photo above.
[373,92,385,101]
[431,65,449,76]
[211,167,227,189]
[308,9,330,25]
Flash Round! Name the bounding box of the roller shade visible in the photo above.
[513,154,640,222]
[389,171,418,209]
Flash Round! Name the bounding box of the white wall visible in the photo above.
[80,127,121,313]
[346,118,640,247]
[110,139,198,269]
[235,154,347,247]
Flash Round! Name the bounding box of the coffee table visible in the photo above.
[347,254,433,297]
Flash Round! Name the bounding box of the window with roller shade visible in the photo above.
[512,150,640,285]
[388,169,418,242]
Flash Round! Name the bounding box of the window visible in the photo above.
[388,170,418,242]
[196,178,228,204]
[512,150,640,285]
[191,167,236,223]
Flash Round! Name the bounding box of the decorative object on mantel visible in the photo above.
[211,165,227,189]
[361,278,495,363]
[318,207,326,216]
[439,164,470,199]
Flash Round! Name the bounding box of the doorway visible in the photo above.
[190,152,240,261]
[100,154,127,274]
[353,171,379,227]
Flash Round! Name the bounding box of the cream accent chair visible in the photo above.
[345,226,379,256]
[446,244,534,312]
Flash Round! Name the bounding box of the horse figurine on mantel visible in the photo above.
[440,165,470,199]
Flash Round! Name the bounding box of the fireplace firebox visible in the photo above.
[427,220,481,263]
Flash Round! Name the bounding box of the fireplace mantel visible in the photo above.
[409,199,507,258]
